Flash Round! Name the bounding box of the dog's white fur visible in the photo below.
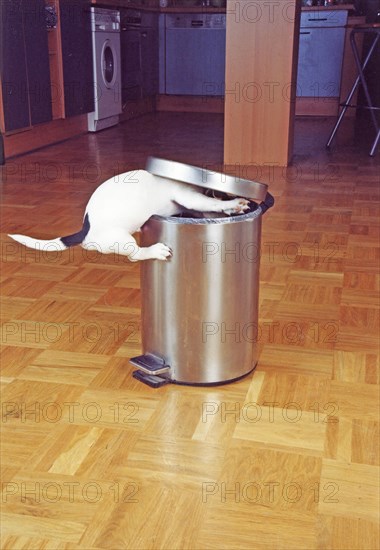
[9,169,249,261]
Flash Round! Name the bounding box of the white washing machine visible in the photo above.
[88,8,122,132]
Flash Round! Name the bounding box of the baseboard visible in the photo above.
[156,95,225,113]
[119,97,156,122]
[295,97,339,117]
[3,115,89,159]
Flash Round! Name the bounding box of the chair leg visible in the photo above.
[326,30,380,155]
[351,33,380,139]
[326,74,361,149]
[370,130,380,157]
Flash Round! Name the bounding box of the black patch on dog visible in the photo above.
[60,213,90,248]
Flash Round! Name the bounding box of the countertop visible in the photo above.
[91,1,356,15]
[302,3,354,11]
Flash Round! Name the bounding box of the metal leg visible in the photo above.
[326,72,362,149]
[326,29,380,155]
[351,31,380,149]
[369,129,380,157]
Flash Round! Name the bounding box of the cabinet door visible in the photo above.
[158,14,165,94]
[141,27,159,97]
[297,27,346,97]
[1,0,30,131]
[1,0,52,131]
[121,29,142,101]
[60,0,94,117]
[23,0,52,125]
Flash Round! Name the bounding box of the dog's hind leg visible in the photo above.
[82,231,171,262]
[123,239,172,262]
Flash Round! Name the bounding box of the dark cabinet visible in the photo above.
[121,27,141,101]
[59,0,94,117]
[141,23,159,98]
[120,10,159,102]
[0,0,52,132]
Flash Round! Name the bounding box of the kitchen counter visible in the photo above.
[92,1,355,14]
[302,3,354,11]
[91,0,225,12]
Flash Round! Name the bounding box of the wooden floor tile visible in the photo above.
[317,515,380,550]
[319,460,379,522]
[1,114,379,549]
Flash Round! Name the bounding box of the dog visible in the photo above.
[9,169,250,261]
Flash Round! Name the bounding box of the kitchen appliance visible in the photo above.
[164,14,226,96]
[88,7,122,132]
[130,158,274,387]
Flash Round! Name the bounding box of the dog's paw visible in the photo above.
[149,242,172,261]
[223,198,250,216]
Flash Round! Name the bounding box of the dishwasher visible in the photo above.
[165,14,226,96]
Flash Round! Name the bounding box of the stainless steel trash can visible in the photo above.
[130,158,274,387]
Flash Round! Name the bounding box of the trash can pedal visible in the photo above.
[132,370,170,388]
[129,353,171,375]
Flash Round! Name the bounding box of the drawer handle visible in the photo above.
[300,31,311,34]
[308,17,328,21]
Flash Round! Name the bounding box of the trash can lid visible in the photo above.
[146,157,268,202]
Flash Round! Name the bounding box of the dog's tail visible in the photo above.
[9,213,90,252]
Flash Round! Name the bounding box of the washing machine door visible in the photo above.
[101,39,118,88]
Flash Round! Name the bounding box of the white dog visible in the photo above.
[9,169,249,261]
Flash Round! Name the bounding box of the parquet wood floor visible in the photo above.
[0,113,379,549]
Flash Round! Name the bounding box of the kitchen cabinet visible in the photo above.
[141,14,159,97]
[0,0,52,132]
[59,0,94,117]
[121,25,141,101]
[120,9,159,103]
[297,10,348,98]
